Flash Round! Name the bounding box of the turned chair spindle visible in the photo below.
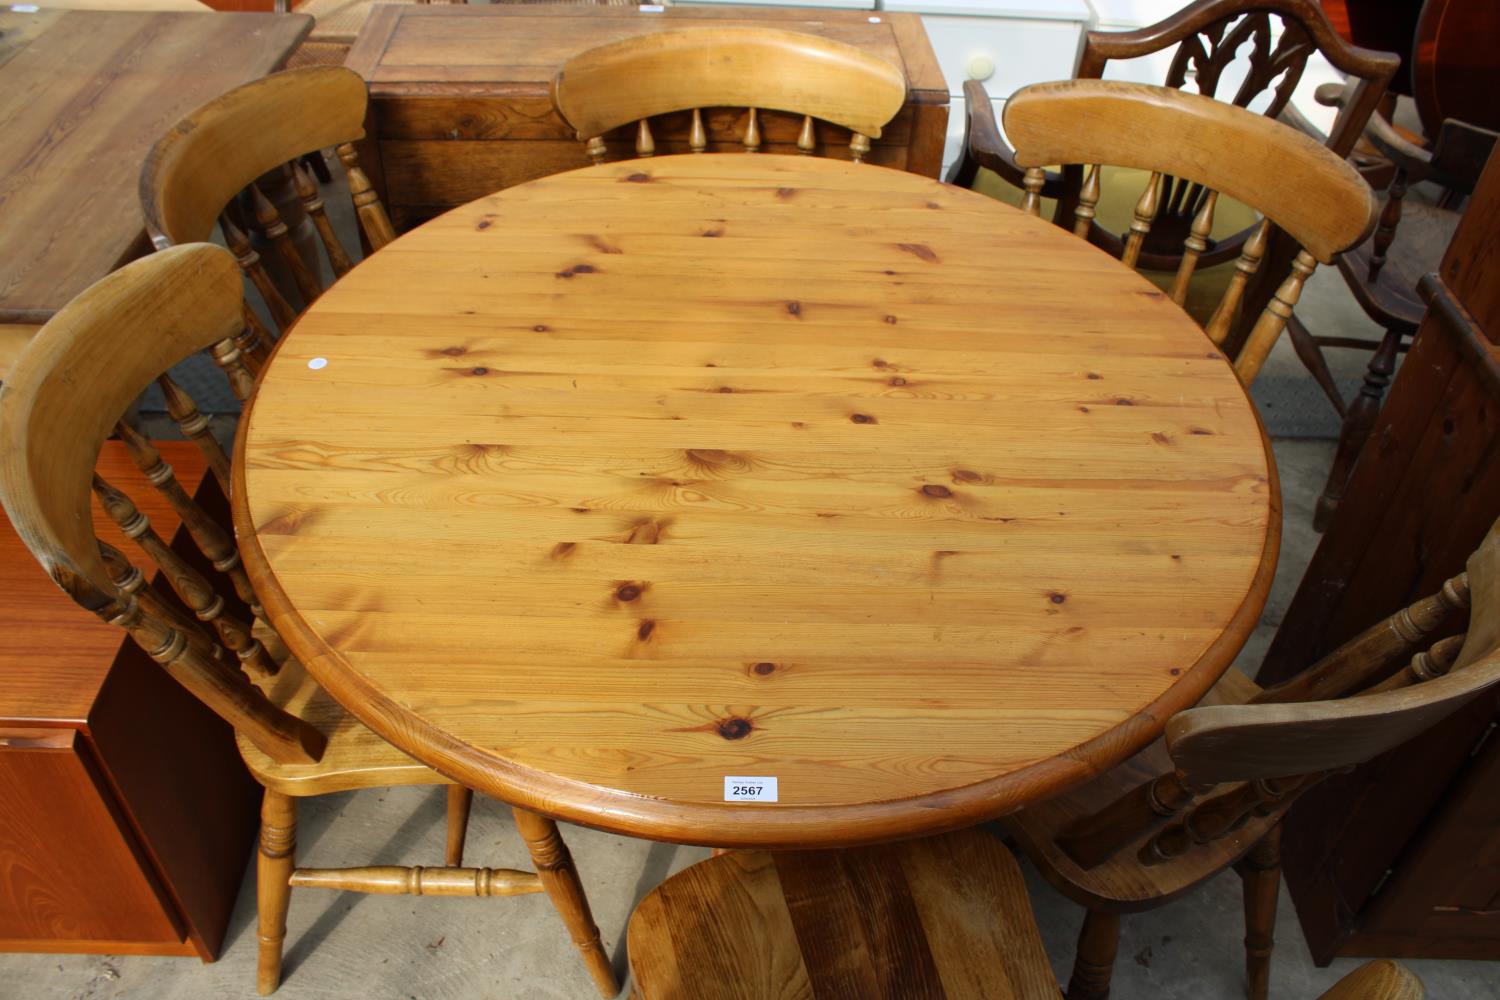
[0,245,615,998]
[1003,81,1375,387]
[948,0,1398,276]
[1008,517,1500,1000]
[142,65,396,342]
[1072,163,1102,237]
[552,27,904,166]
[1170,189,1219,304]
[1121,171,1163,269]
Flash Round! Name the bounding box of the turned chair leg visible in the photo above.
[513,807,620,998]
[1286,315,1347,421]
[445,786,473,866]
[1067,908,1121,1000]
[1315,323,1408,531]
[257,789,297,995]
[1237,825,1284,1000]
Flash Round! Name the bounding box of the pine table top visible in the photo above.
[236,154,1279,847]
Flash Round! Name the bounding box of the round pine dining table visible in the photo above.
[235,153,1279,849]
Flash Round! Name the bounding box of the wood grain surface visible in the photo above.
[628,827,1062,999]
[345,4,949,227]
[0,9,309,323]
[0,440,206,724]
[0,732,185,948]
[237,154,1278,848]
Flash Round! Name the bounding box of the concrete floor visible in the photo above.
[9,192,1500,1000]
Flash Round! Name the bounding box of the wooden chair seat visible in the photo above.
[235,631,444,797]
[1004,669,1275,912]
[627,827,1062,1000]
[1335,200,1460,330]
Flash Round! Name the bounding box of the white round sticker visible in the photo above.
[308,357,328,370]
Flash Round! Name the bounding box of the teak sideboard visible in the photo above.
[0,442,259,959]
[345,4,950,232]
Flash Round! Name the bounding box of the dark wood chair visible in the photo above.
[1001,80,1374,385]
[623,824,1428,999]
[1313,0,1500,529]
[0,245,619,998]
[992,514,1500,1000]
[139,64,396,355]
[948,0,1398,409]
[551,26,907,164]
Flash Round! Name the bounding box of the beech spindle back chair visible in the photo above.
[140,64,395,360]
[551,26,907,164]
[0,245,618,998]
[949,0,1397,272]
[1001,515,1500,1000]
[1001,80,1375,385]
[623,824,1427,999]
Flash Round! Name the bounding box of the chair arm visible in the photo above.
[1277,99,1329,146]
[1364,111,1435,173]
[953,80,1065,197]
[1317,77,1435,173]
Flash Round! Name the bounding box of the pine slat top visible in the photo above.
[237,154,1278,847]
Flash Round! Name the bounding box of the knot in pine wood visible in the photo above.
[717,717,753,740]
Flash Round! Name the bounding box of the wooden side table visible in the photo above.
[345,4,950,231]
[0,442,259,959]
[0,9,310,325]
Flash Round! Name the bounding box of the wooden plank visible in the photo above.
[0,10,310,322]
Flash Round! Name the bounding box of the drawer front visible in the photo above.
[915,14,1085,99]
[375,101,923,225]
[383,136,914,225]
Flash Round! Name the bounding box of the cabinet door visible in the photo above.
[1358,695,1500,958]
[0,730,184,950]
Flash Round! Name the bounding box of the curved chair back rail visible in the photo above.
[140,65,393,340]
[1168,516,1500,785]
[1055,511,1498,878]
[0,246,240,604]
[141,65,369,246]
[1002,80,1376,383]
[552,26,906,160]
[1002,80,1375,263]
[0,244,326,765]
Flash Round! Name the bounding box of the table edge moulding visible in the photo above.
[233,153,1280,850]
